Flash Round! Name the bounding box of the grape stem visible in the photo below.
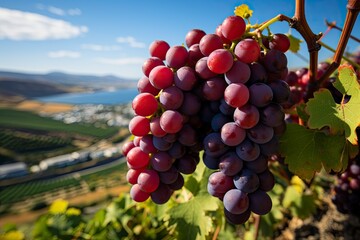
[318,41,360,69]
[253,214,261,240]
[325,19,360,43]
[317,0,360,89]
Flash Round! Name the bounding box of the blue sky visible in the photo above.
[0,0,359,80]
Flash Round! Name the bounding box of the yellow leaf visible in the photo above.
[66,207,81,216]
[234,4,253,19]
[0,231,25,240]
[290,175,305,193]
[49,199,68,214]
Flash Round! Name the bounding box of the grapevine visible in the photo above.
[120,2,360,238]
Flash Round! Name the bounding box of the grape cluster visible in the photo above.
[283,61,331,109]
[332,157,360,216]
[201,16,290,224]
[122,36,209,204]
[122,14,290,224]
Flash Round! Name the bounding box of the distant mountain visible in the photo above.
[0,70,138,100]
[0,71,138,89]
[0,79,72,98]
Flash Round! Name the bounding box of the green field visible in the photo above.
[0,160,127,206]
[0,108,119,139]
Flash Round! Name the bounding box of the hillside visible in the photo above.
[0,78,77,99]
[0,71,137,89]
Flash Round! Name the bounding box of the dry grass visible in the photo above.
[14,100,73,114]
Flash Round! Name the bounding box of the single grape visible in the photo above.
[207,49,234,74]
[130,184,150,202]
[149,40,170,60]
[151,183,173,204]
[132,92,158,116]
[202,77,227,101]
[224,83,249,108]
[221,122,246,146]
[203,154,220,170]
[122,141,135,157]
[248,83,273,107]
[199,34,224,56]
[233,168,260,193]
[150,116,167,137]
[195,57,218,80]
[262,49,287,73]
[168,173,184,190]
[225,60,251,84]
[151,152,174,172]
[160,110,183,134]
[247,123,274,144]
[234,39,261,64]
[221,15,246,41]
[235,138,260,162]
[126,146,150,169]
[165,45,188,69]
[137,169,160,193]
[142,57,164,77]
[248,190,272,215]
[244,155,269,174]
[129,116,150,137]
[139,134,158,154]
[175,155,197,174]
[149,65,174,89]
[269,33,290,53]
[258,169,275,192]
[219,151,244,176]
[159,86,184,110]
[223,189,249,214]
[224,208,251,225]
[158,166,179,184]
[187,43,204,67]
[185,29,206,47]
[126,168,144,185]
[208,171,235,194]
[137,76,161,96]
[233,104,260,129]
[260,103,285,127]
[174,66,198,91]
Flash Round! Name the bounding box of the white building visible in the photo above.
[0,162,28,180]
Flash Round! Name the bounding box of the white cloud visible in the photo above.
[37,4,82,16]
[48,50,81,58]
[116,36,146,48]
[48,6,65,16]
[67,8,82,16]
[0,7,88,40]
[81,44,122,51]
[96,57,145,65]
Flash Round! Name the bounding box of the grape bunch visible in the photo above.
[332,156,360,217]
[122,14,290,224]
[282,61,331,109]
[121,36,209,204]
[201,17,290,224]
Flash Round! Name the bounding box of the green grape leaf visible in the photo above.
[279,123,351,181]
[167,195,219,240]
[286,33,302,53]
[306,65,360,144]
[282,186,316,219]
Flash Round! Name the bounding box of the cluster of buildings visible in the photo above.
[0,146,123,180]
[42,103,134,127]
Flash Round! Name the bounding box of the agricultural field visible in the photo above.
[0,108,127,163]
[0,160,127,215]
[0,108,119,139]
